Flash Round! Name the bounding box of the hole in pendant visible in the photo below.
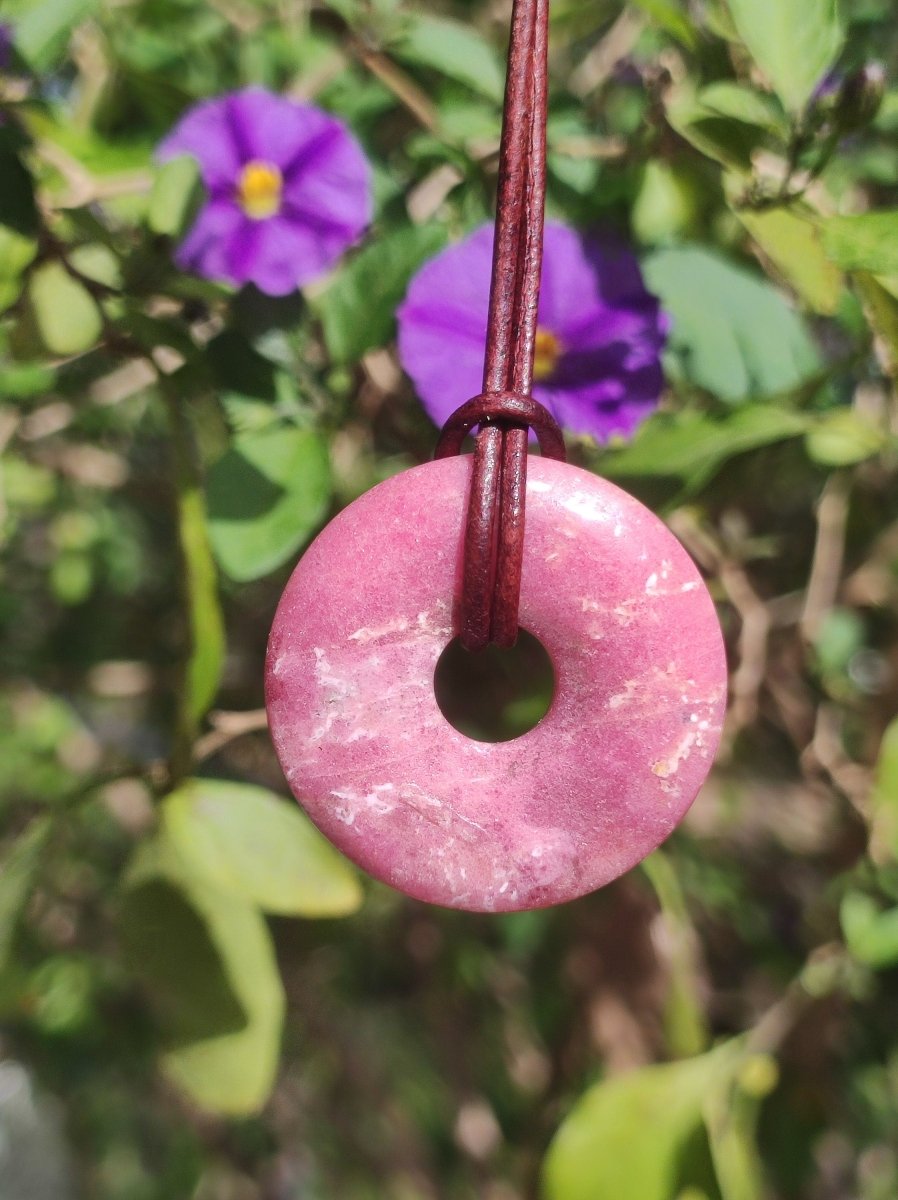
[434,629,555,743]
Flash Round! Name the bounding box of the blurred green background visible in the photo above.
[3,0,898,1197]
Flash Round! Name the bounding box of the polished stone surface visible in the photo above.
[266,456,726,912]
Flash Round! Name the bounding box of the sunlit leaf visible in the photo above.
[12,0,98,69]
[870,717,898,865]
[840,891,898,969]
[644,245,821,402]
[805,409,885,466]
[543,1044,741,1200]
[121,836,285,1115]
[601,406,809,493]
[163,778,363,917]
[822,212,898,277]
[148,155,205,239]
[632,161,703,245]
[724,0,844,113]
[392,15,505,102]
[166,385,226,732]
[630,0,697,47]
[666,87,765,171]
[28,262,103,356]
[314,225,448,365]
[738,207,843,314]
[705,1055,778,1200]
[698,83,787,132]
[206,425,331,582]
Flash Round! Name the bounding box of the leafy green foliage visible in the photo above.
[601,405,810,492]
[314,224,448,364]
[148,156,205,239]
[643,247,820,402]
[543,1043,743,1200]
[162,779,363,917]
[392,14,505,102]
[871,717,898,864]
[724,0,844,113]
[840,892,898,969]
[27,262,103,356]
[206,425,331,581]
[10,0,99,68]
[737,207,843,314]
[822,212,898,275]
[121,836,285,1116]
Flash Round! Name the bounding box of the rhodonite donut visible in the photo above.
[266,455,726,912]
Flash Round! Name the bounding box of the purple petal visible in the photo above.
[279,111,372,250]
[157,96,242,193]
[397,227,496,426]
[397,220,667,442]
[174,199,247,284]
[159,88,373,293]
[229,214,356,295]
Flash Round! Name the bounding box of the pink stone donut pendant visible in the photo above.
[266,456,726,912]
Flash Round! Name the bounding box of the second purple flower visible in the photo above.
[398,222,668,442]
[157,87,372,296]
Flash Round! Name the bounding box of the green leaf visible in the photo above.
[643,245,821,402]
[666,91,762,171]
[0,226,38,314]
[854,272,898,382]
[870,717,898,864]
[840,891,898,969]
[13,0,99,69]
[705,1056,778,1200]
[723,0,844,113]
[630,0,697,47]
[822,212,898,276]
[0,361,56,399]
[543,1044,741,1200]
[737,207,843,314]
[167,395,226,730]
[69,243,122,289]
[148,155,205,238]
[206,425,331,582]
[697,82,787,132]
[121,836,285,1115]
[805,409,885,466]
[162,779,362,917]
[178,483,225,724]
[314,225,448,365]
[392,15,505,102]
[602,406,809,492]
[27,262,103,356]
[632,161,703,245]
[642,852,708,1057]
[0,819,51,972]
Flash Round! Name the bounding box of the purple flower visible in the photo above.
[157,87,372,296]
[0,24,12,69]
[397,222,667,442]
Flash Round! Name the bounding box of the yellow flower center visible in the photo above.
[237,160,283,220]
[533,327,563,381]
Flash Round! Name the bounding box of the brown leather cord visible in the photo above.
[434,0,565,651]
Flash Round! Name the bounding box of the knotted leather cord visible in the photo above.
[434,0,565,651]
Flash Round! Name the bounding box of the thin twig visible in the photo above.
[801,472,851,644]
[569,9,645,98]
[194,709,270,763]
[350,39,441,134]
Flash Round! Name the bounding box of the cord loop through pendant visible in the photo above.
[435,0,558,652]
